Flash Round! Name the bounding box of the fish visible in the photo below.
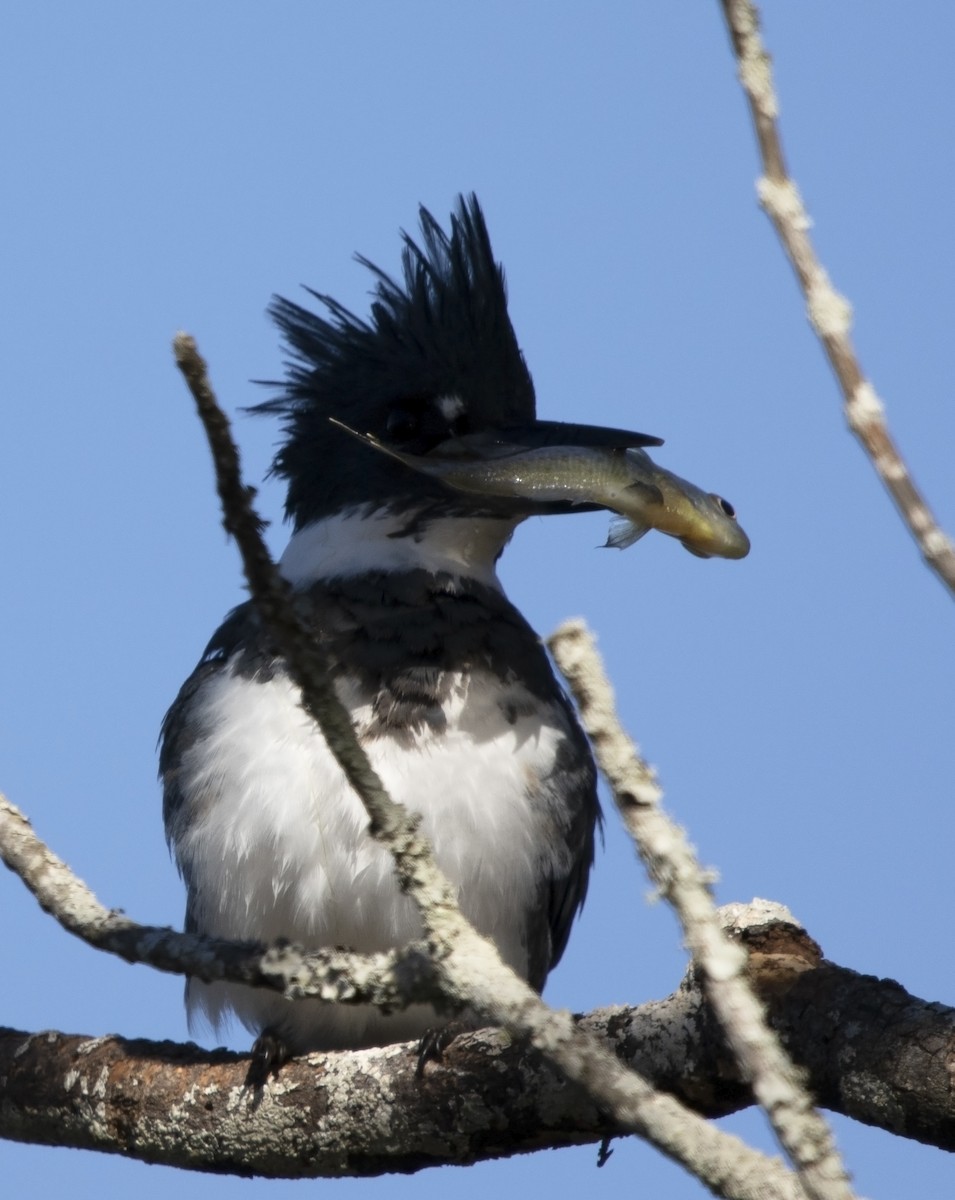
[330,419,750,560]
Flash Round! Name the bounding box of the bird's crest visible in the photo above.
[252,195,536,525]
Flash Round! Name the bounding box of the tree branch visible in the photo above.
[3,906,953,1175]
[0,793,442,1011]
[719,0,955,598]
[550,623,855,1200]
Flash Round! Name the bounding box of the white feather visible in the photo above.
[177,663,567,1049]
[279,506,518,589]
[175,506,570,1050]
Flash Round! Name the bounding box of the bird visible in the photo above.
[160,194,659,1063]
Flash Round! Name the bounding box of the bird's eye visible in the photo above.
[385,394,470,449]
[386,407,419,441]
[447,411,469,437]
[713,494,737,520]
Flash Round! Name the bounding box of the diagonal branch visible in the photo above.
[550,622,857,1200]
[171,332,810,1200]
[719,0,955,598]
[0,793,441,1010]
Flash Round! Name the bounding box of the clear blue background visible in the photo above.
[2,4,953,1197]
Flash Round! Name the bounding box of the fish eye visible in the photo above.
[711,494,737,520]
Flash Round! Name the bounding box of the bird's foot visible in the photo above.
[246,1029,291,1087]
[415,1020,471,1079]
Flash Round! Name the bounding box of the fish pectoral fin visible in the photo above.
[604,516,650,550]
[624,479,665,506]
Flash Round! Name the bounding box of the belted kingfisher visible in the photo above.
[160,195,659,1057]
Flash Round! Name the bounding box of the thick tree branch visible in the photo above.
[550,624,854,1200]
[3,907,953,1175]
[171,333,808,1199]
[720,0,955,598]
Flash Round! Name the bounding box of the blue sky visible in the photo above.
[2,4,954,1197]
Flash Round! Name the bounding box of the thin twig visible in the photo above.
[549,620,859,1200]
[0,793,441,1009]
[171,332,810,1200]
[720,0,955,598]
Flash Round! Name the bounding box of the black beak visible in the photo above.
[458,419,663,453]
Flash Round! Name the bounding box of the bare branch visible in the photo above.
[0,793,442,1011]
[719,0,955,598]
[550,621,857,1200]
[4,906,954,1173]
[0,774,800,1198]
[171,333,809,1199]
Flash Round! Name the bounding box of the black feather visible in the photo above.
[252,195,537,528]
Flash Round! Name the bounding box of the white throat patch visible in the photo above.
[279,505,518,588]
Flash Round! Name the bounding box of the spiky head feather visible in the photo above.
[254,195,536,528]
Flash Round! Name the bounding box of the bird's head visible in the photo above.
[253,195,659,539]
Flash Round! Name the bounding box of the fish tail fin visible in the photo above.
[328,418,418,470]
[603,516,650,550]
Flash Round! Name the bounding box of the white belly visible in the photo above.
[174,660,567,1050]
